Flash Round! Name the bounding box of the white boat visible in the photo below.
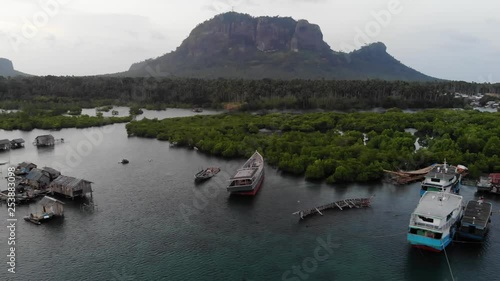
[226,151,264,196]
[407,191,464,252]
[419,161,462,196]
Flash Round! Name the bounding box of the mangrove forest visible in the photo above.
[126,109,500,183]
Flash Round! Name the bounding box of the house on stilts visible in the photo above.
[10,138,25,149]
[16,161,37,175]
[49,175,93,199]
[24,196,65,225]
[34,135,55,147]
[41,167,61,181]
[0,139,10,150]
[25,168,52,189]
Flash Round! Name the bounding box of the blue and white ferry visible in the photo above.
[407,191,464,252]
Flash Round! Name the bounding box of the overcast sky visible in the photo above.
[1,0,498,82]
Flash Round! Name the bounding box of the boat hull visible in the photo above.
[457,231,487,242]
[226,151,265,196]
[407,233,453,252]
[229,173,265,196]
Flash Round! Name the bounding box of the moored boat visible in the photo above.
[477,173,500,194]
[457,198,492,241]
[419,161,463,196]
[194,167,220,182]
[476,176,492,192]
[226,151,264,195]
[407,191,464,252]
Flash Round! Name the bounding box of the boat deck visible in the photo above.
[414,192,463,218]
[462,200,492,228]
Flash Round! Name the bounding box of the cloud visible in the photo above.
[446,31,480,44]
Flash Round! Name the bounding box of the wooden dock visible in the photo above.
[293,197,373,220]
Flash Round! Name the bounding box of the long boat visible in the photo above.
[194,167,220,183]
[419,162,464,196]
[226,151,264,196]
[457,198,492,241]
[407,191,464,252]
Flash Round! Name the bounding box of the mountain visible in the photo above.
[0,58,29,77]
[117,12,437,81]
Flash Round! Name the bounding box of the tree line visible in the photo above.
[0,110,131,131]
[126,109,500,183]
[1,76,499,110]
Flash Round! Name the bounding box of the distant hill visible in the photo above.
[116,12,437,81]
[0,58,30,77]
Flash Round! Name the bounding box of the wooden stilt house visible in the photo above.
[25,168,51,189]
[16,162,37,175]
[0,139,10,150]
[10,138,25,149]
[24,196,65,224]
[34,135,55,147]
[42,167,61,181]
[49,175,93,199]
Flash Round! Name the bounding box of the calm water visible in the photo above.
[0,109,499,281]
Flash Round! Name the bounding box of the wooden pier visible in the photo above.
[293,197,373,220]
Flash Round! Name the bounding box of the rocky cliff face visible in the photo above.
[291,20,329,52]
[123,12,436,81]
[175,12,329,57]
[0,58,27,77]
[0,58,15,75]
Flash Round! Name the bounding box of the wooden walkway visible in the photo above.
[293,197,373,220]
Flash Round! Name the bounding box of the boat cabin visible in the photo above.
[420,163,460,195]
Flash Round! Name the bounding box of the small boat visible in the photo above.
[24,213,54,225]
[227,151,265,196]
[419,161,463,196]
[192,108,203,113]
[457,198,492,241]
[477,173,500,194]
[194,167,220,182]
[407,191,464,252]
[476,176,492,192]
[120,159,129,164]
